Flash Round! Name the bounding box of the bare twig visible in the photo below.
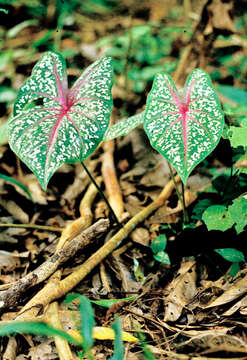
[56,177,101,250]
[102,140,124,221]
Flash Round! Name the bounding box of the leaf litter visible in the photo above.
[0,0,247,359]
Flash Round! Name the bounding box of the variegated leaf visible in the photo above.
[8,52,113,190]
[104,112,144,141]
[144,69,224,183]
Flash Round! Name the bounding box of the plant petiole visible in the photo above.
[81,162,122,229]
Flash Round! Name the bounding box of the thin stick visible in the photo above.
[102,140,124,220]
[81,161,122,228]
[0,223,63,232]
[56,177,101,250]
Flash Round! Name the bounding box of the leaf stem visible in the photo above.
[81,162,122,229]
[181,182,189,223]
[167,162,189,223]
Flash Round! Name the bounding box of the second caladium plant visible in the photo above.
[144,69,225,184]
[8,52,113,190]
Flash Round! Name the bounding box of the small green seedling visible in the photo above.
[151,234,170,264]
[8,51,113,190]
[215,248,245,277]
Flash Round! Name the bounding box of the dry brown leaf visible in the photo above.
[164,261,197,321]
[205,273,247,308]
[130,227,150,247]
[0,251,21,272]
[207,0,235,33]
[23,175,47,205]
[0,198,29,223]
[28,338,56,360]
[223,295,247,316]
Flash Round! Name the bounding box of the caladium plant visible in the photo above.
[8,51,113,190]
[144,69,225,184]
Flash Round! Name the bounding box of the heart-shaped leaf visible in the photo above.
[8,52,113,190]
[144,69,224,183]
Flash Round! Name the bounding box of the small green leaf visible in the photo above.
[144,69,224,184]
[217,85,247,106]
[0,174,33,201]
[79,295,95,351]
[0,322,80,345]
[109,318,124,360]
[215,248,245,263]
[91,295,137,308]
[228,126,247,148]
[151,234,167,253]
[228,197,247,234]
[202,205,234,231]
[104,112,144,141]
[153,251,170,264]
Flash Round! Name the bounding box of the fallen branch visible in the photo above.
[14,176,180,319]
[0,219,109,311]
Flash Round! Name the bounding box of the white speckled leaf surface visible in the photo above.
[8,52,113,190]
[144,69,224,184]
[104,112,144,141]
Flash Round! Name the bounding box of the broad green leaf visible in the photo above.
[217,85,247,106]
[109,318,124,360]
[153,251,170,264]
[79,295,95,351]
[228,126,247,148]
[8,52,113,190]
[144,69,224,183]
[228,197,247,234]
[151,234,167,253]
[230,262,240,277]
[0,321,80,345]
[104,112,144,141]
[191,198,214,220]
[202,205,234,231]
[215,248,245,263]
